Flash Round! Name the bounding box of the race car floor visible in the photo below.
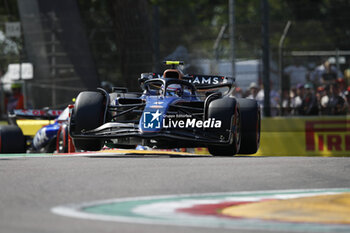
[0,152,349,233]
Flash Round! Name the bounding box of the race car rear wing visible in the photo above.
[7,109,63,126]
[12,109,63,119]
[139,73,235,89]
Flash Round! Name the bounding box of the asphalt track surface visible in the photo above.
[1,154,350,233]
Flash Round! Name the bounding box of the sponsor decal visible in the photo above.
[33,128,49,149]
[143,110,162,129]
[187,76,222,85]
[150,73,226,85]
[143,111,221,130]
[149,105,163,109]
[305,120,350,151]
[162,117,221,129]
[14,109,63,117]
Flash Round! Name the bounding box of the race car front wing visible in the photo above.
[69,122,233,147]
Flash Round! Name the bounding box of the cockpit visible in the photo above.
[143,79,197,99]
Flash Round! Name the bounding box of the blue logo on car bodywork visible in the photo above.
[143,110,162,129]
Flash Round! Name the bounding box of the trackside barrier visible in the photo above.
[195,116,350,156]
[255,116,350,156]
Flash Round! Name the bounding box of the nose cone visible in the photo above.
[140,96,179,133]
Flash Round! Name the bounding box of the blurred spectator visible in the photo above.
[290,86,297,104]
[281,89,291,116]
[343,61,350,86]
[316,85,327,113]
[320,83,346,115]
[311,60,342,86]
[301,83,318,115]
[336,78,347,98]
[5,83,24,113]
[291,84,304,115]
[255,82,280,116]
[345,86,350,113]
[234,87,243,98]
[284,62,308,89]
[247,82,265,116]
[247,82,259,100]
[246,60,350,116]
[320,85,330,115]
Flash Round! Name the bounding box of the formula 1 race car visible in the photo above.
[69,61,260,156]
[0,108,70,153]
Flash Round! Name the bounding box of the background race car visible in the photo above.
[69,61,261,156]
[0,108,70,153]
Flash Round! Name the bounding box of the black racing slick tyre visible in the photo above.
[0,125,26,153]
[71,91,105,151]
[207,97,241,156]
[237,98,261,154]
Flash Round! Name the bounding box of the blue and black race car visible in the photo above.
[69,61,261,156]
[0,108,70,153]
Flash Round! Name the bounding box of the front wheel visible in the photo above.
[208,104,241,156]
[70,91,105,151]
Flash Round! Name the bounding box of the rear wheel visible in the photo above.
[0,125,26,153]
[237,98,260,154]
[71,91,105,151]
